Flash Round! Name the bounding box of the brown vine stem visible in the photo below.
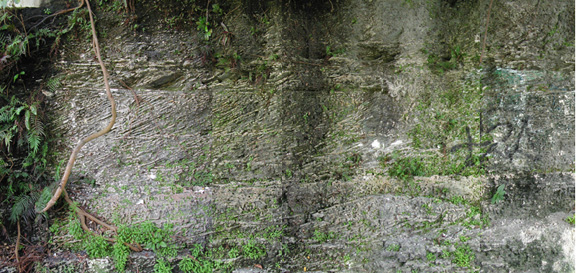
[15,220,20,272]
[39,0,117,213]
[479,0,494,65]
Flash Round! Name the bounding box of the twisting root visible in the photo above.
[15,220,21,272]
[39,0,116,213]
[33,0,138,252]
[479,0,494,65]
[62,190,142,251]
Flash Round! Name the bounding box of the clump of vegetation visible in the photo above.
[385,74,488,182]
[386,244,400,252]
[424,45,467,74]
[380,150,485,181]
[565,215,575,225]
[451,244,475,268]
[313,229,336,243]
[0,8,63,256]
[385,154,426,180]
[154,258,173,273]
[178,244,224,273]
[491,184,506,204]
[50,208,179,272]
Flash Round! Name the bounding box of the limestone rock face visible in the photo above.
[43,0,573,271]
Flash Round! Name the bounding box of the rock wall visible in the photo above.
[40,0,574,272]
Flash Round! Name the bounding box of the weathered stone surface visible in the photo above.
[33,0,575,272]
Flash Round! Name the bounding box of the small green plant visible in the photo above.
[196,16,212,40]
[154,258,173,273]
[242,239,266,260]
[387,156,426,180]
[85,235,112,258]
[566,215,575,225]
[451,244,474,268]
[313,230,336,243]
[57,221,179,272]
[422,203,433,215]
[178,257,195,273]
[343,253,351,263]
[491,184,506,204]
[449,195,466,205]
[387,244,400,252]
[212,4,223,15]
[325,45,345,57]
[250,26,258,36]
[228,247,240,259]
[178,244,222,273]
[112,242,130,272]
[426,252,436,262]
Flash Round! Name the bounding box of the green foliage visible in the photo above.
[118,222,177,257]
[1,94,49,225]
[178,244,222,273]
[154,258,173,273]
[426,252,436,262]
[9,191,41,224]
[566,215,575,225]
[52,216,178,272]
[67,215,84,240]
[178,257,195,273]
[448,195,466,205]
[0,8,65,231]
[46,76,63,93]
[0,96,45,165]
[98,0,129,13]
[491,184,506,204]
[425,46,466,74]
[313,229,336,243]
[386,155,426,180]
[386,244,400,252]
[196,16,212,40]
[86,235,112,258]
[242,239,266,260]
[451,244,474,268]
[65,9,92,42]
[111,241,130,272]
[212,4,223,15]
[402,76,488,177]
[325,45,345,57]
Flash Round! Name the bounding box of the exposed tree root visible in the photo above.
[39,0,117,213]
[15,220,20,272]
[480,0,494,64]
[30,0,129,253]
[62,189,142,252]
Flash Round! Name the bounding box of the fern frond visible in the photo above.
[10,192,40,224]
[32,114,44,137]
[28,133,40,155]
[0,129,14,150]
[35,185,55,214]
[0,105,12,122]
[0,33,8,46]
[46,76,62,92]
